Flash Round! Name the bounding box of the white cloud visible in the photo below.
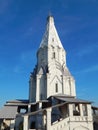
[23,26,34,38]
[77,43,98,57]
[0,0,12,14]
[12,49,37,74]
[77,88,89,97]
[20,50,36,63]
[82,65,98,73]
[13,66,22,73]
[76,64,98,74]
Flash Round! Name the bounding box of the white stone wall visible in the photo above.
[29,77,36,102]
[29,16,76,102]
[29,44,76,101]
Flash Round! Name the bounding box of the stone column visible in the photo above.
[27,106,31,130]
[28,104,31,112]
[62,75,65,94]
[42,111,46,129]
[39,102,42,109]
[10,119,15,130]
[68,104,73,116]
[23,115,29,130]
[79,104,83,116]
[87,105,94,130]
[46,108,52,130]
[87,104,92,116]
[46,74,50,98]
[36,75,40,101]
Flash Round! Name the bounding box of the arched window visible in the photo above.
[19,122,23,130]
[30,121,36,129]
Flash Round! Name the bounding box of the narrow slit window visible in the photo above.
[53,52,55,58]
[55,83,58,92]
[52,38,54,42]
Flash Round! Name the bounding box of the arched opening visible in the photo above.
[30,121,35,129]
[1,122,10,130]
[19,122,23,130]
[18,106,28,114]
[73,104,80,116]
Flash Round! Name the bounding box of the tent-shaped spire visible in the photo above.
[40,15,63,48]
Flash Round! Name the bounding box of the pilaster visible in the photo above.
[87,104,92,117]
[62,75,65,94]
[68,104,73,116]
[46,73,50,98]
[28,104,31,112]
[79,104,83,116]
[46,108,52,130]
[36,75,40,101]
[42,111,46,129]
[10,119,15,130]
[23,115,29,130]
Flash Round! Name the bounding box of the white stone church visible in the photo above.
[0,15,98,130]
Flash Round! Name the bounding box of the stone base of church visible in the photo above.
[0,95,97,130]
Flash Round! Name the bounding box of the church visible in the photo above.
[0,15,98,130]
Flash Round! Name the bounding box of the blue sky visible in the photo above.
[0,0,98,107]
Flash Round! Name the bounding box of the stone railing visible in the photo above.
[28,116,93,130]
[29,129,43,130]
[51,117,69,130]
[51,116,93,130]
[69,116,92,122]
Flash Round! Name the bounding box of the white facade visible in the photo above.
[0,15,95,130]
[29,16,76,103]
[27,16,94,130]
